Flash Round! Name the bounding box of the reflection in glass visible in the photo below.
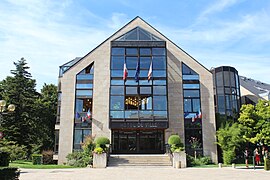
[111,86,124,95]
[110,96,124,110]
[110,111,124,118]
[153,96,167,110]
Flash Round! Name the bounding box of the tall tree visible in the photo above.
[0,58,39,154]
[33,83,57,151]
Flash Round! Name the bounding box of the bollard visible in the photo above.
[232,163,236,169]
[218,163,222,168]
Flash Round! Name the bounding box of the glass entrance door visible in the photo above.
[112,130,164,154]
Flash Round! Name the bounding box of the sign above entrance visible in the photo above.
[110,122,168,129]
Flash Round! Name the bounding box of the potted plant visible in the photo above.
[93,137,110,168]
[168,134,186,168]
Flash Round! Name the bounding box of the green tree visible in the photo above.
[216,122,244,164]
[0,58,39,155]
[238,100,270,146]
[33,83,57,151]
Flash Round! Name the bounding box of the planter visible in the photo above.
[172,151,186,168]
[264,159,270,171]
[93,153,107,168]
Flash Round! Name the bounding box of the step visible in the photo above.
[108,154,172,167]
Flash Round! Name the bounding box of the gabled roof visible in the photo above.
[240,76,270,99]
[62,16,211,74]
[114,26,163,41]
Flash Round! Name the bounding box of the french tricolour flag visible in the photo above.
[148,61,152,81]
[87,109,91,118]
[123,60,128,81]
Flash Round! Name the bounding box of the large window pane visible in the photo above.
[140,87,151,94]
[140,57,151,69]
[111,86,124,95]
[139,96,152,110]
[110,111,124,118]
[192,99,201,112]
[153,70,166,77]
[153,111,167,118]
[76,84,93,89]
[111,96,124,110]
[153,80,166,85]
[126,57,138,69]
[230,71,236,87]
[111,70,123,77]
[184,90,200,97]
[218,95,225,109]
[183,84,200,89]
[139,80,152,85]
[184,99,192,112]
[125,79,138,85]
[140,70,148,77]
[153,56,166,69]
[112,48,125,55]
[74,130,82,144]
[216,72,223,87]
[76,90,92,96]
[111,56,124,69]
[111,80,124,85]
[224,71,230,86]
[140,48,151,56]
[183,75,199,80]
[125,110,139,118]
[125,96,139,110]
[77,74,93,80]
[139,111,152,118]
[126,48,138,55]
[153,96,167,110]
[152,48,165,55]
[153,86,166,95]
[126,86,138,94]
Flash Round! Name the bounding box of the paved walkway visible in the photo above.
[19,166,270,180]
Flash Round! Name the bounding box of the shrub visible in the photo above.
[94,147,104,154]
[81,135,95,156]
[42,150,54,165]
[223,150,235,165]
[95,137,110,152]
[0,167,20,180]
[66,151,91,167]
[0,151,10,167]
[168,135,181,145]
[168,135,184,152]
[186,155,212,167]
[32,154,43,165]
[0,140,27,161]
[265,159,270,171]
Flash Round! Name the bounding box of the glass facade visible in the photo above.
[73,64,94,150]
[211,66,241,125]
[182,63,203,156]
[110,47,168,122]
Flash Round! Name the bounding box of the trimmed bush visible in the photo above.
[42,150,54,165]
[95,137,110,146]
[95,137,110,152]
[168,135,181,145]
[0,167,20,180]
[168,135,184,152]
[94,147,104,154]
[32,154,43,165]
[0,151,10,167]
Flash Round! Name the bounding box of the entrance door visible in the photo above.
[112,130,164,154]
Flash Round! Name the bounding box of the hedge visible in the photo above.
[0,151,10,167]
[0,167,20,180]
[32,154,43,165]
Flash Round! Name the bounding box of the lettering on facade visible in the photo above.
[111,122,168,129]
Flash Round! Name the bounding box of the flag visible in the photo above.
[192,114,195,122]
[147,61,152,81]
[81,116,86,122]
[184,112,189,118]
[197,110,202,119]
[135,58,140,82]
[123,59,128,81]
[75,112,80,119]
[87,109,91,119]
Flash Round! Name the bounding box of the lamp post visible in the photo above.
[0,99,15,139]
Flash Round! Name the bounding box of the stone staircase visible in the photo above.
[108,154,172,167]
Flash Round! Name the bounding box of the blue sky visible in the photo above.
[0,0,270,91]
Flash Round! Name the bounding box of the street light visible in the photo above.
[0,99,15,139]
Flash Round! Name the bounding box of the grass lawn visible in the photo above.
[9,160,76,169]
[190,164,248,168]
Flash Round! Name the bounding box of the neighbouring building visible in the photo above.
[240,76,270,105]
[54,16,218,164]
